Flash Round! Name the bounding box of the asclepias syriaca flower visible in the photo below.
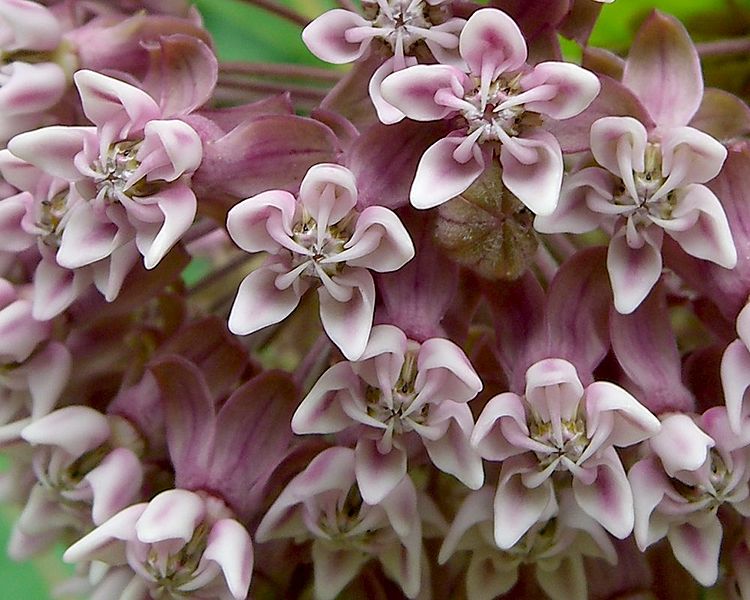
[7,69,204,273]
[291,323,484,505]
[226,163,415,360]
[471,357,660,547]
[379,8,600,213]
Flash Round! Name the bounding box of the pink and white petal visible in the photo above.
[0,61,66,115]
[533,168,612,234]
[135,489,205,544]
[298,163,358,228]
[136,119,203,182]
[318,267,375,360]
[85,448,143,525]
[228,265,303,336]
[226,190,298,254]
[380,64,466,122]
[667,519,722,587]
[622,11,703,128]
[415,337,482,403]
[0,296,48,362]
[494,459,557,549]
[312,541,370,600]
[519,62,601,120]
[572,449,634,539]
[0,148,44,191]
[203,519,254,600]
[607,228,663,314]
[8,126,91,182]
[658,126,727,189]
[426,18,467,67]
[57,204,122,269]
[500,129,563,216]
[380,475,420,541]
[25,341,72,418]
[0,193,32,251]
[0,0,61,51]
[737,303,750,350]
[21,406,110,456]
[459,8,528,78]
[302,9,372,64]
[63,503,147,564]
[656,184,736,269]
[471,392,533,461]
[590,116,648,180]
[721,339,750,435]
[650,413,714,476]
[583,381,660,450]
[422,402,484,489]
[31,258,89,321]
[411,137,485,209]
[93,240,139,302]
[355,437,407,505]
[524,358,585,421]
[138,183,197,269]
[627,458,670,549]
[74,70,160,134]
[292,362,359,434]
[368,57,415,125]
[333,206,413,272]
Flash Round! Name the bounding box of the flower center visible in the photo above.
[36,189,69,248]
[290,211,354,278]
[613,143,676,222]
[365,0,434,55]
[529,415,589,469]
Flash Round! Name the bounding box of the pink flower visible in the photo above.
[226,163,414,360]
[472,357,660,546]
[302,0,465,123]
[8,69,204,272]
[535,12,736,314]
[380,8,600,211]
[438,487,617,600]
[629,407,750,586]
[292,324,483,504]
[64,489,254,600]
[256,446,423,599]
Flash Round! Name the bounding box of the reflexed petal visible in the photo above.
[138,183,197,269]
[628,458,669,549]
[0,297,49,363]
[0,0,61,51]
[228,265,303,336]
[411,137,485,209]
[500,129,563,216]
[336,206,414,272]
[0,61,66,115]
[721,339,750,435]
[534,168,611,234]
[8,126,91,182]
[135,489,205,544]
[519,62,600,120]
[459,8,527,78]
[654,184,737,269]
[494,460,556,548]
[607,228,663,314]
[31,258,88,321]
[318,267,375,360]
[368,57,413,125]
[226,190,297,254]
[416,337,483,403]
[21,406,110,456]
[298,163,357,227]
[136,119,202,182]
[85,448,143,525]
[292,362,359,434]
[471,392,531,461]
[659,126,727,189]
[302,9,372,64]
[650,413,714,476]
[74,70,160,134]
[355,438,407,505]
[422,402,484,489]
[380,64,465,122]
[667,519,722,587]
[622,11,703,127]
[63,504,147,564]
[203,519,254,600]
[57,204,121,269]
[572,449,633,538]
[590,116,648,180]
[25,341,72,418]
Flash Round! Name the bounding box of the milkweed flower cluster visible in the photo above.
[0,0,749,598]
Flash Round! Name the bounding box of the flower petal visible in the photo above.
[607,227,663,314]
[135,489,205,544]
[519,61,600,120]
[302,9,372,64]
[203,519,254,600]
[667,519,722,587]
[459,8,528,78]
[355,438,407,505]
[380,64,465,122]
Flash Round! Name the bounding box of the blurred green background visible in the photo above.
[2,0,747,597]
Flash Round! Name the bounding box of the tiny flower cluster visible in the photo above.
[0,0,749,599]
